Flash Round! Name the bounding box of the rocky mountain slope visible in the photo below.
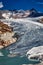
[0,21,17,49]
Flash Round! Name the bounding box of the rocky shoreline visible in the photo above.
[0,21,18,49]
[28,62,43,65]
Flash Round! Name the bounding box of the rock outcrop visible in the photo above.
[0,21,17,49]
[26,46,43,62]
[0,21,13,33]
[39,18,43,23]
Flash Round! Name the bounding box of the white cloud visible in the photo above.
[36,2,43,4]
[31,0,43,4]
[0,2,3,8]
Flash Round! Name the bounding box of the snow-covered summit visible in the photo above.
[0,8,43,19]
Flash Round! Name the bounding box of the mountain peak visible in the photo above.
[30,8,38,13]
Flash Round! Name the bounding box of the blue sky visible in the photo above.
[0,0,43,12]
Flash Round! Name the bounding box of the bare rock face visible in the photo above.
[0,21,17,49]
[0,21,13,33]
[38,18,43,23]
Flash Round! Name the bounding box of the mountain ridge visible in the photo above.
[0,8,43,19]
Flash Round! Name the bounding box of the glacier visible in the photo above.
[1,17,43,62]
